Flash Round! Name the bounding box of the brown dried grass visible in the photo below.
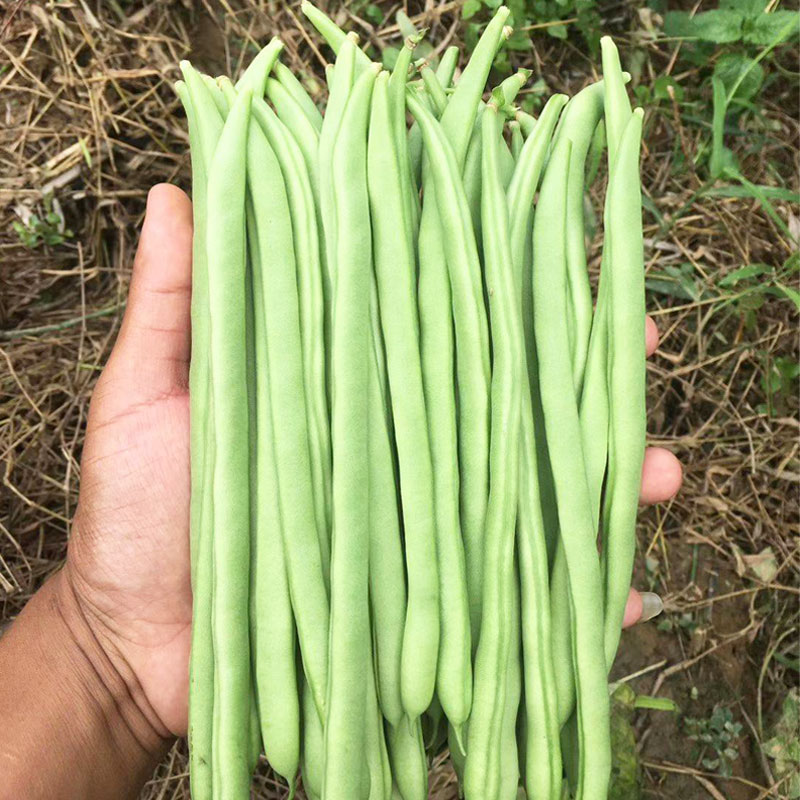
[1,2,797,798]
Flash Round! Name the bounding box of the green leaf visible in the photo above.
[363,3,383,24]
[706,184,800,203]
[664,10,744,43]
[653,75,683,102]
[710,76,729,179]
[713,53,765,102]
[633,695,680,712]
[462,0,482,20]
[506,30,533,50]
[717,264,769,287]
[547,23,569,40]
[744,10,799,45]
[381,46,399,70]
[720,0,766,16]
[774,283,800,312]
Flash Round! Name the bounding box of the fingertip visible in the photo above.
[645,315,659,357]
[145,183,193,229]
[640,447,683,505]
[623,589,643,628]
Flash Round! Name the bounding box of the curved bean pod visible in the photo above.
[464,101,521,800]
[322,63,378,800]
[205,87,252,799]
[387,717,428,800]
[301,1,372,71]
[250,96,332,586]
[175,74,221,800]
[368,72,445,727]
[235,37,284,97]
[245,103,330,722]
[602,108,646,666]
[408,93,490,643]
[533,136,611,800]
[274,60,323,132]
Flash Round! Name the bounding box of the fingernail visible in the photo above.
[639,592,663,622]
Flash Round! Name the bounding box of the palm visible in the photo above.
[65,185,195,736]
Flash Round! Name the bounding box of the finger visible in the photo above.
[106,184,194,392]
[645,315,659,357]
[640,446,682,505]
[622,589,663,628]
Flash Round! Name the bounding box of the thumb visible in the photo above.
[104,184,194,397]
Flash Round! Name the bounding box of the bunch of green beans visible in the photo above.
[176,5,646,798]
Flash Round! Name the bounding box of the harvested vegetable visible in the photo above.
[176,7,647,798]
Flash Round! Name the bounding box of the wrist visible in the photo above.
[0,571,170,800]
[55,566,173,750]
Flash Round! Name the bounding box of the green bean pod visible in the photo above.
[389,36,422,260]
[507,94,564,794]
[510,119,523,160]
[322,63,378,800]
[250,97,332,585]
[498,568,522,800]
[244,99,330,723]
[436,45,460,86]
[533,136,611,800]
[408,94,490,643]
[555,81,607,395]
[274,60,323,132]
[235,37,284,97]
[205,87,252,800]
[387,717,428,800]
[368,72,448,726]
[419,63,448,115]
[601,108,646,666]
[404,13,510,694]
[516,108,537,137]
[301,0,372,71]
[464,101,521,800]
[301,679,324,799]
[366,278,407,728]
[318,36,357,346]
[265,77,321,203]
[176,72,222,800]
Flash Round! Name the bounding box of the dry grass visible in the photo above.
[1,2,797,799]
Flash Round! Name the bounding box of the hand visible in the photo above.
[64,184,195,736]
[622,317,682,627]
[59,182,680,746]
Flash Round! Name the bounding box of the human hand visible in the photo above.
[58,182,679,746]
[64,184,195,737]
[622,317,682,627]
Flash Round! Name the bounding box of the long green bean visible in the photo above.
[533,136,611,800]
[250,96,331,585]
[323,63,378,800]
[235,37,283,96]
[175,72,221,800]
[301,1,372,70]
[274,60,323,132]
[244,95,330,723]
[368,72,448,726]
[205,87,252,800]
[602,107,646,666]
[408,93,490,643]
[464,99,522,800]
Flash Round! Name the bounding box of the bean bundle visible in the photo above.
[176,5,646,798]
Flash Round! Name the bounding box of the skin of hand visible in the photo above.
[55,183,683,744]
